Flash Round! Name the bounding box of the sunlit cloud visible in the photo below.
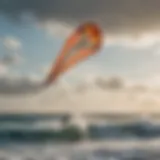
[0,73,160,114]
[105,33,160,49]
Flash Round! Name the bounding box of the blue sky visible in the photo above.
[1,14,160,82]
[0,15,63,76]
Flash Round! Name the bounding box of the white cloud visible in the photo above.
[0,64,8,76]
[0,35,43,95]
[38,21,160,50]
[105,33,160,49]
[0,74,160,114]
[0,75,44,95]
[143,74,160,89]
[1,53,23,66]
[0,36,24,75]
[38,21,73,38]
[3,36,21,51]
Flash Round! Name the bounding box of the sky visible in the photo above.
[1,0,160,114]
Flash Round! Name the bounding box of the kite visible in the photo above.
[45,22,103,86]
[0,22,103,95]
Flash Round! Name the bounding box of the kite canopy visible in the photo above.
[45,22,103,85]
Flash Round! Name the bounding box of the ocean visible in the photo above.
[0,113,160,160]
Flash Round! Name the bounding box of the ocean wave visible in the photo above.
[88,121,160,139]
[0,114,160,143]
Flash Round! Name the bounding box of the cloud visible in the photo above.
[105,33,160,49]
[1,0,160,36]
[38,21,72,38]
[95,76,125,90]
[0,36,23,76]
[0,75,44,95]
[1,0,160,48]
[1,53,22,66]
[3,36,21,51]
[143,75,160,88]
[1,36,23,66]
[0,74,160,114]
[0,35,45,95]
[0,64,8,75]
